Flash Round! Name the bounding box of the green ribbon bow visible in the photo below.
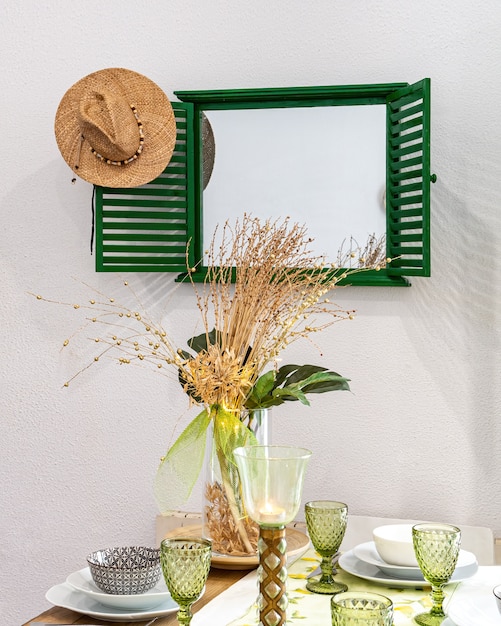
[154,404,258,513]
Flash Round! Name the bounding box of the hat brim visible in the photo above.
[55,68,177,188]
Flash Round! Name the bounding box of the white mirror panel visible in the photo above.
[203,105,386,264]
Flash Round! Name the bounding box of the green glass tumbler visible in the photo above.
[160,537,212,626]
[412,523,461,626]
[331,591,393,625]
[305,500,348,594]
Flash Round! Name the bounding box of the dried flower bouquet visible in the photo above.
[155,215,387,554]
[34,214,387,556]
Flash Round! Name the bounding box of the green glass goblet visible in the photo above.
[305,500,348,594]
[412,523,461,626]
[160,537,212,626]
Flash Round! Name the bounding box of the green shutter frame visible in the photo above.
[386,78,431,277]
[93,82,432,284]
[95,102,195,272]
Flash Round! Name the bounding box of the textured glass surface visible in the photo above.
[305,501,348,594]
[160,538,212,626]
[412,523,461,626]
[331,591,393,625]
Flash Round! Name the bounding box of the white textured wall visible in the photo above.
[1,1,500,623]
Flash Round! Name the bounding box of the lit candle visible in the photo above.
[258,501,287,525]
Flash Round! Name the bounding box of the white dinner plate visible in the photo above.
[339,550,478,588]
[66,567,170,610]
[46,582,178,622]
[353,542,477,581]
[447,579,501,625]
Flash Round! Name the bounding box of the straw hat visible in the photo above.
[55,68,176,188]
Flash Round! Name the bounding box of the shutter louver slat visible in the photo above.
[104,233,185,241]
[389,209,423,220]
[386,79,431,277]
[390,128,423,147]
[390,218,423,231]
[390,194,423,207]
[95,102,194,272]
[103,222,186,231]
[391,233,423,243]
[390,169,423,183]
[392,181,422,194]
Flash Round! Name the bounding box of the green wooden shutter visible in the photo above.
[95,102,195,272]
[386,78,432,277]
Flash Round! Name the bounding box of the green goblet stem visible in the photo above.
[318,555,336,586]
[429,585,446,616]
[176,605,193,626]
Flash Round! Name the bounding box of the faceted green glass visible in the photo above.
[412,523,461,626]
[331,591,393,625]
[160,537,212,626]
[305,500,348,594]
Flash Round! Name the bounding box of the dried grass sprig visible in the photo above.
[181,214,385,411]
[33,217,386,397]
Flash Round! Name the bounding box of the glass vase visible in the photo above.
[203,408,270,557]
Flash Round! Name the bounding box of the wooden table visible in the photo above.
[23,567,249,625]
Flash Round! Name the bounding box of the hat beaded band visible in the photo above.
[88,104,145,166]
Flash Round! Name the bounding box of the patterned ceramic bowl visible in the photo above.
[86,546,161,594]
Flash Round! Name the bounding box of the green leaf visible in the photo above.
[302,378,350,393]
[273,386,311,406]
[253,370,276,400]
[298,371,350,393]
[275,364,305,387]
[187,328,221,354]
[244,371,276,408]
[246,395,286,409]
[244,363,350,410]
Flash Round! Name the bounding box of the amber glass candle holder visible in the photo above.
[234,445,312,626]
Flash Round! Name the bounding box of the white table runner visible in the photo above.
[193,549,501,625]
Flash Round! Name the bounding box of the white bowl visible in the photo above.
[372,524,418,567]
[493,584,501,615]
[67,567,170,610]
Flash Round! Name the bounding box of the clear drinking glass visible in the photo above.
[305,500,348,594]
[160,537,212,626]
[331,591,393,625]
[412,523,461,626]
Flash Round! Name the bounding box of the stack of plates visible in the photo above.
[45,567,178,622]
[338,541,478,588]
